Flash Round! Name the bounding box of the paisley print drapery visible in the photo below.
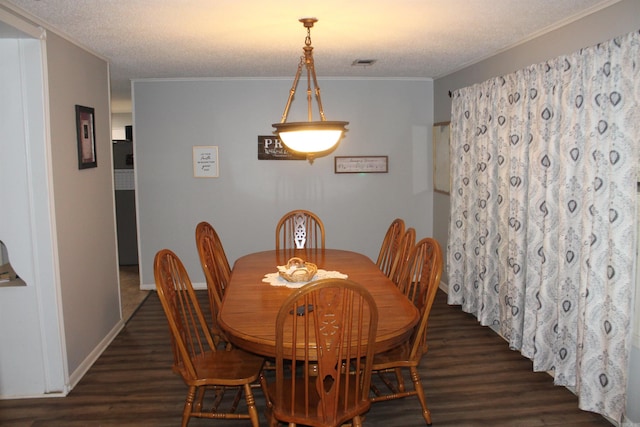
[448,30,639,422]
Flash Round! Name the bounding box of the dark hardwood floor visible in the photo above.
[0,289,613,426]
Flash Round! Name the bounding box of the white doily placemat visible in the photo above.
[262,269,348,289]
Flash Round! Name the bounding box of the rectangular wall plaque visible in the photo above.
[193,146,219,178]
[257,135,305,160]
[335,156,388,174]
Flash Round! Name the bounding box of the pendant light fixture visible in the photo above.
[272,18,348,164]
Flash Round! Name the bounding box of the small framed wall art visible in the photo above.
[193,146,219,178]
[75,105,97,169]
[334,156,388,174]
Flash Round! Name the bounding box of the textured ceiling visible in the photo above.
[3,0,621,113]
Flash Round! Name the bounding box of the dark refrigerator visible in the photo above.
[113,139,138,265]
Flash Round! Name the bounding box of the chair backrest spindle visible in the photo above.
[275,210,326,252]
[398,237,443,356]
[376,218,405,277]
[389,227,416,286]
[154,249,217,380]
[195,221,232,347]
[271,278,378,426]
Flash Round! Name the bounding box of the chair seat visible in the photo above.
[176,349,264,386]
[372,342,419,370]
[267,375,371,427]
[155,249,264,427]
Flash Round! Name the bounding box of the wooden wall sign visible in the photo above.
[257,135,305,160]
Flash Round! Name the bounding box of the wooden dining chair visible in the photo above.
[389,227,416,287]
[154,249,264,427]
[262,278,378,427]
[396,237,440,305]
[195,221,232,348]
[375,218,405,278]
[275,209,326,252]
[195,221,231,290]
[370,237,442,426]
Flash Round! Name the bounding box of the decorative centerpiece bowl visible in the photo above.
[278,257,318,283]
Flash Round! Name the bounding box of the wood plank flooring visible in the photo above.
[0,290,613,426]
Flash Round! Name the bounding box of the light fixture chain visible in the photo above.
[271,18,348,163]
[279,55,306,124]
[309,60,327,122]
[305,26,312,46]
[303,25,327,122]
[306,59,314,121]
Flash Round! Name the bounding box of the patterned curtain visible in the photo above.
[448,30,639,422]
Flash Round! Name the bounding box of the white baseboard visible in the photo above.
[0,390,66,400]
[439,280,448,294]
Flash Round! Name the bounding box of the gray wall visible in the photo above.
[433,0,640,422]
[0,4,120,397]
[133,78,434,287]
[45,30,121,379]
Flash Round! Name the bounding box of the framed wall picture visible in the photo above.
[75,105,97,169]
[433,122,450,194]
[193,146,219,178]
[334,156,388,173]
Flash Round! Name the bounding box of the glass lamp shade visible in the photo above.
[272,120,349,156]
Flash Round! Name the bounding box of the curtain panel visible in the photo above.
[448,30,639,422]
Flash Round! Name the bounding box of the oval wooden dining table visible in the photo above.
[218,248,419,358]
